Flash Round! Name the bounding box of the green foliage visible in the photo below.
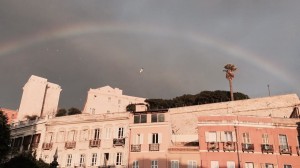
[67,107,81,115]
[25,115,38,120]
[0,152,50,168]
[55,108,81,117]
[146,90,249,110]
[0,110,10,163]
[126,104,136,112]
[55,108,67,117]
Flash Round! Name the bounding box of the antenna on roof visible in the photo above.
[267,84,271,96]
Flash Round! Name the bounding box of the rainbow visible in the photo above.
[0,22,296,88]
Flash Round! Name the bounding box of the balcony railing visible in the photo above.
[261,144,274,154]
[89,139,101,148]
[279,145,292,155]
[242,143,254,152]
[42,143,53,150]
[223,142,235,152]
[65,141,76,149]
[113,138,125,147]
[131,144,141,152]
[297,146,300,156]
[149,143,160,151]
[207,142,219,152]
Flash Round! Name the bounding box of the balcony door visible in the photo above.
[279,134,288,149]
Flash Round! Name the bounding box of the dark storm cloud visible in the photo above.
[1,0,300,109]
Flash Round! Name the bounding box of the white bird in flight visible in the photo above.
[139,68,144,74]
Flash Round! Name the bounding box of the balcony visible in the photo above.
[297,146,300,156]
[89,139,101,148]
[65,141,76,149]
[149,143,160,151]
[242,143,254,152]
[261,144,274,154]
[207,142,219,152]
[279,145,292,155]
[42,143,53,150]
[113,138,125,147]
[223,142,236,152]
[131,144,141,152]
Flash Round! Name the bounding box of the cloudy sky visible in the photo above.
[1,0,300,110]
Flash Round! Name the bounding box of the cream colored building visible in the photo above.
[83,86,145,114]
[18,75,61,120]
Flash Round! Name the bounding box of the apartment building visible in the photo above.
[198,115,300,168]
[18,75,61,120]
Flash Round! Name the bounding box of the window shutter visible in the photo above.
[273,164,278,168]
[217,131,221,142]
[148,134,152,144]
[140,134,144,144]
[114,127,118,139]
[232,132,237,142]
[220,131,226,142]
[205,132,209,142]
[158,133,162,143]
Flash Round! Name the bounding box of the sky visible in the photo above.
[1,0,300,110]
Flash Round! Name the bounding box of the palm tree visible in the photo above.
[223,64,237,101]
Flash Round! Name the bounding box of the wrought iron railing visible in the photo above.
[242,143,254,152]
[89,139,101,148]
[65,141,76,149]
[207,142,219,152]
[261,144,274,154]
[131,144,141,152]
[149,143,160,151]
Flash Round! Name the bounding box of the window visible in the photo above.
[105,127,112,139]
[134,114,147,123]
[171,160,179,168]
[94,129,100,140]
[91,153,97,166]
[151,160,158,168]
[134,134,143,144]
[188,160,197,168]
[133,160,139,168]
[45,132,53,143]
[243,133,250,143]
[151,113,165,122]
[56,131,64,142]
[210,161,219,168]
[262,133,269,144]
[79,154,85,167]
[90,108,95,114]
[244,162,254,168]
[152,133,159,144]
[67,130,76,141]
[116,153,122,165]
[104,153,109,166]
[284,165,292,168]
[209,132,217,142]
[66,154,72,167]
[118,127,124,138]
[262,163,274,168]
[108,97,111,102]
[80,129,89,141]
[227,161,235,168]
[224,131,233,142]
[279,134,288,148]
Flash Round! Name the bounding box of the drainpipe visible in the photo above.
[234,125,241,168]
[128,128,131,168]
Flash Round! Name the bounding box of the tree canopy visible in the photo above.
[0,110,10,163]
[145,90,249,110]
[0,152,49,168]
[55,108,81,117]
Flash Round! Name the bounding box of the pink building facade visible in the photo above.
[198,115,300,168]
